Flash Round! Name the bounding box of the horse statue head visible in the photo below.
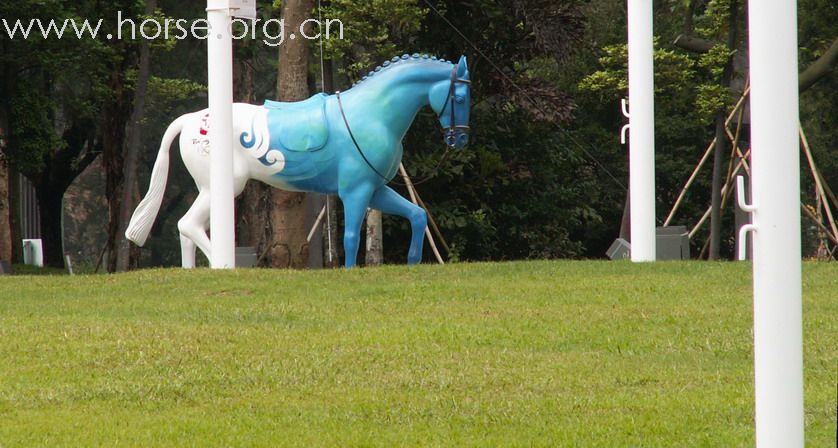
[429,55,471,149]
[345,53,472,153]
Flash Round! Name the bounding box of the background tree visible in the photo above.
[114,0,159,271]
[236,0,315,268]
[0,0,134,268]
[0,128,10,265]
[383,0,601,261]
[2,0,832,267]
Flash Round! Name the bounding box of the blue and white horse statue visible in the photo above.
[125,54,471,268]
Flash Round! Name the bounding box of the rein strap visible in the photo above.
[336,90,394,182]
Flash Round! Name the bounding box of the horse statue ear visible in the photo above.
[457,55,469,79]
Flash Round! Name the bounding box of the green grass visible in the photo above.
[0,261,835,447]
[7,264,70,276]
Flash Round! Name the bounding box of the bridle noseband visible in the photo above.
[439,66,471,148]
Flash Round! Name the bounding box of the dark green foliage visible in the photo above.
[319,0,428,78]
[5,87,63,177]
[1,0,834,264]
[390,103,602,261]
[0,1,116,177]
[348,0,602,261]
[797,0,838,229]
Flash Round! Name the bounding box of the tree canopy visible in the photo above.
[0,0,835,267]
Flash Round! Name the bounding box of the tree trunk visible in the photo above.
[708,115,726,259]
[233,28,275,265]
[232,37,261,261]
[233,40,256,104]
[708,0,739,260]
[0,111,11,264]
[321,58,340,268]
[798,36,838,92]
[115,0,156,271]
[102,49,136,272]
[273,0,315,268]
[0,158,11,265]
[34,184,63,268]
[239,0,315,268]
[306,193,325,268]
[365,209,383,266]
[30,133,97,268]
[683,0,698,35]
[0,40,21,265]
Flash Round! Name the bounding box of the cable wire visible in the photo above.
[318,0,334,261]
[421,0,628,191]
[317,0,326,92]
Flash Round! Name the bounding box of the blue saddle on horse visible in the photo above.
[264,93,330,152]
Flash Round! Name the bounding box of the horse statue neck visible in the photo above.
[339,58,454,138]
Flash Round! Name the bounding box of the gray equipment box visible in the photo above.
[656,226,690,260]
[606,238,631,260]
[235,247,258,268]
[606,226,691,260]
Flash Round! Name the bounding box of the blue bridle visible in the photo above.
[440,65,471,148]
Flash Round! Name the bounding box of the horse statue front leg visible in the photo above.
[339,183,376,268]
[369,186,427,264]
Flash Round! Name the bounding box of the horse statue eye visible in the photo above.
[455,96,465,104]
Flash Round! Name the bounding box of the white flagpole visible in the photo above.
[746,1,804,446]
[206,0,236,268]
[627,0,656,262]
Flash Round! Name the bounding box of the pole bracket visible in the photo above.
[620,98,630,145]
[736,175,757,260]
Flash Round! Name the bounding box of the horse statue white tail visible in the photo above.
[124,115,187,246]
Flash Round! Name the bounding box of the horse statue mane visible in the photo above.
[351,53,452,87]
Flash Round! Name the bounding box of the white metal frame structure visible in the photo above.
[628,0,804,445]
[627,0,656,262]
[205,0,255,269]
[745,1,804,446]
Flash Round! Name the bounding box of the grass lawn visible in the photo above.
[0,261,835,446]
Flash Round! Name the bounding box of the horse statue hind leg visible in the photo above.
[175,112,252,268]
[176,190,209,268]
[125,111,251,268]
